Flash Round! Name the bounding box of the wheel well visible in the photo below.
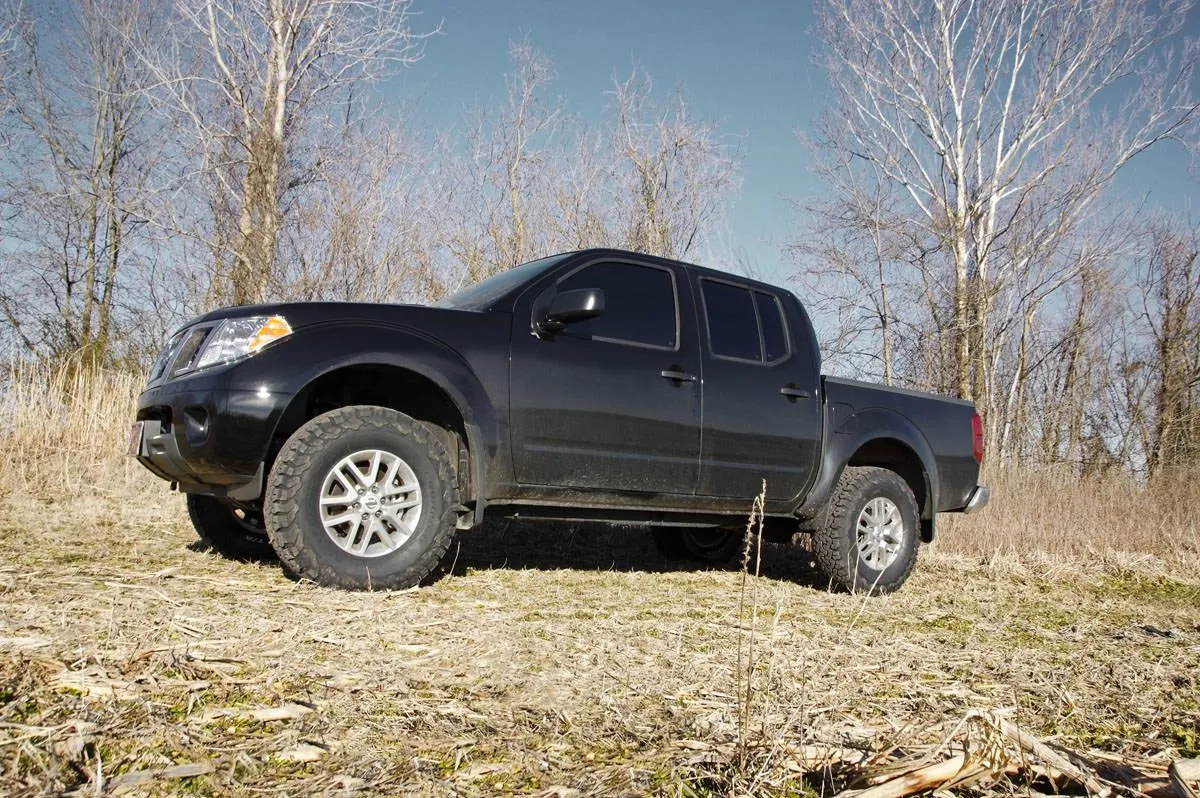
[846,438,929,524]
[271,365,472,499]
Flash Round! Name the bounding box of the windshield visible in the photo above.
[436,254,572,311]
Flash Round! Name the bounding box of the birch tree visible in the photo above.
[800,0,1199,449]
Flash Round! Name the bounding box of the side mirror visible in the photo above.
[538,288,605,333]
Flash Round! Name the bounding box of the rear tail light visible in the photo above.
[971,413,984,463]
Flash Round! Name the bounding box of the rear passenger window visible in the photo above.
[557,262,677,348]
[756,292,788,362]
[702,280,761,360]
[702,279,791,364]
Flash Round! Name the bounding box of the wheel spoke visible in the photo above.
[352,460,372,487]
[381,481,417,499]
[324,510,360,528]
[340,516,362,547]
[373,521,395,550]
[333,468,357,494]
[390,514,417,541]
[365,451,383,485]
[381,456,401,491]
[855,495,904,571]
[356,519,376,554]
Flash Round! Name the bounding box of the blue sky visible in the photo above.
[393,0,1199,286]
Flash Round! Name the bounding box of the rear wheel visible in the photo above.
[652,527,744,563]
[186,495,276,562]
[265,405,459,591]
[812,466,919,594]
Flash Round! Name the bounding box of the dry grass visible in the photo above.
[940,467,1200,569]
[0,366,1198,796]
[0,362,148,490]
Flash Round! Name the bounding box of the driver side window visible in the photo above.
[555,262,678,349]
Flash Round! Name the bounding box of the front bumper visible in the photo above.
[962,484,991,514]
[132,378,293,502]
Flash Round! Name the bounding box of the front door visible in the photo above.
[508,258,702,495]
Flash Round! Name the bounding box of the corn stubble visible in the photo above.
[0,366,1196,796]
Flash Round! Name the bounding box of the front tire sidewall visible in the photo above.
[266,407,457,590]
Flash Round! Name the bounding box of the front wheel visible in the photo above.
[264,406,460,591]
[811,466,919,595]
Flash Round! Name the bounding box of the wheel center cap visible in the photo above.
[362,495,381,512]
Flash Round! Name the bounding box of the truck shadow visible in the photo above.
[444,519,830,590]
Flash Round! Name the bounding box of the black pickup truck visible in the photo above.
[131,248,989,594]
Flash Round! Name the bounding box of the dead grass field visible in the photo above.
[1,367,1198,796]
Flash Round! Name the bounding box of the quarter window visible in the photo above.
[556,262,677,348]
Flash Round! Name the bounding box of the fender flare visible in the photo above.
[794,406,939,538]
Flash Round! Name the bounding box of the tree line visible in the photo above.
[0,0,737,366]
[1,0,1197,477]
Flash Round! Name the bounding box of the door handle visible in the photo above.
[660,369,697,383]
[780,386,811,399]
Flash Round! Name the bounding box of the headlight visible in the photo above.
[189,315,293,372]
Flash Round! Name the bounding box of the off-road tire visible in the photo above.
[264,406,459,591]
[652,527,744,563]
[812,466,919,595]
[186,494,276,562]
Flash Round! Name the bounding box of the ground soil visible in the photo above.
[1,483,1197,796]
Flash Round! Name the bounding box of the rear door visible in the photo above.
[694,276,821,500]
[508,256,702,495]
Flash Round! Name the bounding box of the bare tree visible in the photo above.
[800,0,1199,451]
[441,43,568,285]
[0,0,161,364]
[284,115,446,304]
[610,72,739,261]
[440,46,741,291]
[140,0,431,306]
[0,1,15,100]
[1135,218,1200,474]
